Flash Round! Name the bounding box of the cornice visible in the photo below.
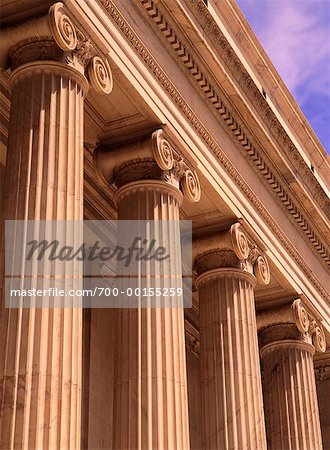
[225,0,329,183]
[184,0,329,200]
[136,0,330,270]
[96,0,330,305]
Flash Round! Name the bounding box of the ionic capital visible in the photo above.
[94,129,201,203]
[193,223,270,284]
[0,2,113,95]
[258,298,326,355]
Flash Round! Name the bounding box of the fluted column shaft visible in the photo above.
[0,61,87,450]
[258,300,325,450]
[262,340,322,449]
[197,268,267,450]
[112,180,190,450]
[5,62,86,220]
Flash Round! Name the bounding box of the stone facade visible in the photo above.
[0,1,329,449]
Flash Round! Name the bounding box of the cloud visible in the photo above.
[236,0,330,150]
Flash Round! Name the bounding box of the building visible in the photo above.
[0,0,329,449]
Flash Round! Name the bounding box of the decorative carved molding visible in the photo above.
[95,128,201,203]
[1,2,113,95]
[186,0,328,207]
[136,0,330,269]
[193,223,270,285]
[314,347,330,382]
[185,319,200,358]
[96,0,330,305]
[315,365,330,382]
[258,299,326,355]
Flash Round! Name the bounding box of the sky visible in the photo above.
[235,0,330,152]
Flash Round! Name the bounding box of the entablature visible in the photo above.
[129,0,330,270]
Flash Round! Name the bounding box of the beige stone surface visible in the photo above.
[317,378,330,449]
[198,270,267,450]
[259,300,326,450]
[262,340,323,450]
[0,61,85,449]
[87,309,114,450]
[112,182,190,450]
[0,0,329,448]
[185,344,202,450]
[315,348,330,449]
[194,225,269,450]
[94,129,201,449]
[0,3,111,448]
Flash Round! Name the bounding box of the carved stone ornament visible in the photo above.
[95,0,330,304]
[292,298,310,333]
[49,2,78,51]
[310,321,327,353]
[315,365,330,382]
[185,320,200,358]
[193,223,271,284]
[152,129,174,170]
[231,223,250,260]
[135,0,330,271]
[1,2,113,95]
[94,129,201,203]
[254,254,271,285]
[181,169,201,203]
[87,55,113,94]
[258,298,326,354]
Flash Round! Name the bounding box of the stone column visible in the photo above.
[0,3,113,449]
[95,129,201,450]
[314,347,330,449]
[193,226,270,450]
[258,299,326,450]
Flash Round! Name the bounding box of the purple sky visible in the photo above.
[236,0,330,152]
